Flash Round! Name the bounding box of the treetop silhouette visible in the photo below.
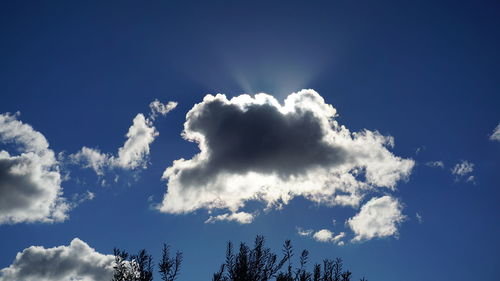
[111,236,367,281]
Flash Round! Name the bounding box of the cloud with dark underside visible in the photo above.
[175,97,346,185]
[158,90,414,226]
[0,113,69,224]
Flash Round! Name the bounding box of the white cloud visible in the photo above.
[114,113,158,169]
[0,113,70,224]
[70,147,111,176]
[490,123,500,141]
[451,160,475,183]
[149,100,178,120]
[72,190,95,204]
[72,114,158,172]
[71,100,176,175]
[451,160,474,176]
[466,175,475,182]
[298,228,345,245]
[205,211,255,224]
[312,229,334,242]
[426,161,444,168]
[333,232,346,242]
[159,90,414,223]
[297,227,314,237]
[347,196,405,242]
[416,212,423,224]
[415,146,425,155]
[0,238,114,281]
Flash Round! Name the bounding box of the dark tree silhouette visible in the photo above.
[132,249,154,281]
[112,236,366,281]
[111,248,153,281]
[112,248,133,281]
[159,243,183,281]
[333,258,342,281]
[295,250,311,281]
[213,235,289,281]
[212,235,361,281]
[313,264,321,281]
[341,271,352,281]
[111,244,182,281]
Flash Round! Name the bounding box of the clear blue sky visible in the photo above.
[1,1,499,281]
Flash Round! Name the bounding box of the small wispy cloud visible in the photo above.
[416,212,423,224]
[296,227,345,245]
[451,160,475,183]
[297,227,314,237]
[415,146,425,155]
[72,191,95,204]
[451,161,474,176]
[70,99,177,179]
[426,161,444,168]
[205,211,255,224]
[489,123,500,142]
[149,99,178,121]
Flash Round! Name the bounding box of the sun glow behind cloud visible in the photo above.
[168,19,336,100]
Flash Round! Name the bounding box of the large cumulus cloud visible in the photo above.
[0,238,114,281]
[0,113,69,224]
[159,90,414,220]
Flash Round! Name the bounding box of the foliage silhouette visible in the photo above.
[159,243,183,281]
[112,236,367,281]
[111,244,182,281]
[212,235,365,281]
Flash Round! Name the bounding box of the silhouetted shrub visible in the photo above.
[111,244,182,281]
[212,235,364,281]
[112,236,367,281]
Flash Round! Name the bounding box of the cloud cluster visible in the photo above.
[451,161,474,176]
[347,196,405,242]
[451,160,475,182]
[149,100,178,121]
[0,238,114,281]
[490,123,500,142]
[0,113,69,224]
[159,90,414,224]
[71,100,176,175]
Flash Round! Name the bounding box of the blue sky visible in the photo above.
[0,1,499,280]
